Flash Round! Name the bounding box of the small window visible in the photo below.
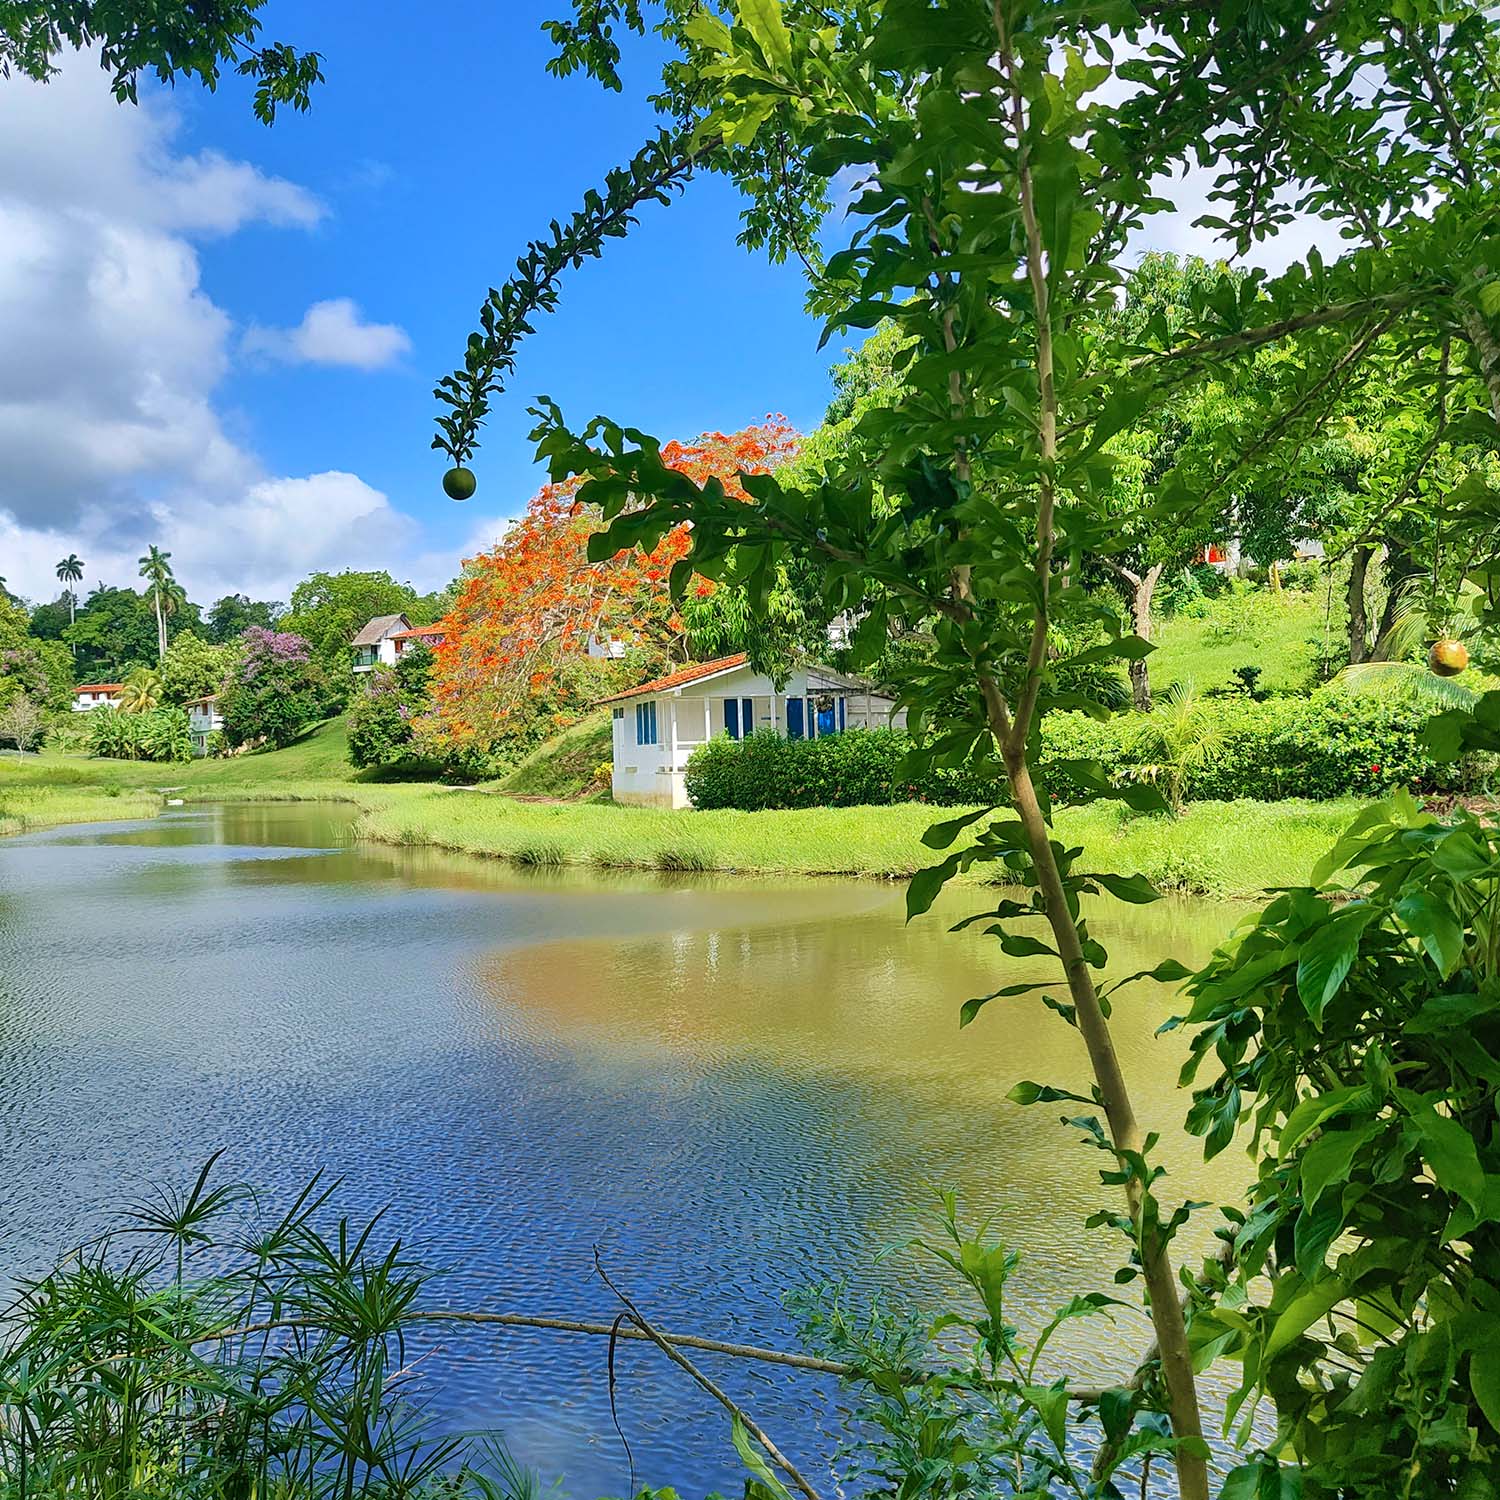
[613,707,624,721]
[635,700,658,746]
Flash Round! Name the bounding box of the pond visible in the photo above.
[0,802,1249,1495]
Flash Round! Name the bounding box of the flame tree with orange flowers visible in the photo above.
[421,418,800,757]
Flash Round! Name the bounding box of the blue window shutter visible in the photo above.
[725,698,739,739]
[650,702,658,744]
[838,696,846,732]
[743,697,754,735]
[787,697,804,740]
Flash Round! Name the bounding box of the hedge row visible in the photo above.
[683,695,1480,811]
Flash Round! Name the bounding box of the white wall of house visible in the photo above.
[610,663,905,809]
[187,698,223,756]
[72,687,121,711]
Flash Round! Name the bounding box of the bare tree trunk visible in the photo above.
[1129,563,1163,712]
[1105,561,1163,711]
[1347,543,1373,664]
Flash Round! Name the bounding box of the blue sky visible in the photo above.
[0,2,1322,605]
[196,0,835,554]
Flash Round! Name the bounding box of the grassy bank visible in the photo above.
[350,786,1362,897]
[0,783,161,835]
[0,718,1368,897]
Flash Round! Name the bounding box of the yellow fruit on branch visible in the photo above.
[1428,638,1469,677]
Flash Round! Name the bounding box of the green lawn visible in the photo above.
[1150,588,1329,696]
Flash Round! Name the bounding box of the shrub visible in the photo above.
[685,694,1484,811]
[86,705,191,763]
[686,728,998,810]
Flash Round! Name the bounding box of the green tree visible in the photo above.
[205,593,281,644]
[63,586,159,681]
[280,569,425,696]
[0,595,71,712]
[116,667,164,713]
[159,632,236,706]
[136,545,179,663]
[347,643,435,771]
[54,553,82,626]
[2,2,321,124]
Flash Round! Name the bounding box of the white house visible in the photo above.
[351,614,412,672]
[185,695,224,756]
[72,682,123,711]
[601,653,906,809]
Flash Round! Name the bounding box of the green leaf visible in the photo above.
[1009,1080,1091,1107]
[1405,990,1498,1034]
[730,1414,793,1500]
[1020,1384,1069,1452]
[958,980,1047,1028]
[1295,905,1376,1020]
[1266,1274,1347,1357]
[1395,891,1466,976]
[736,0,793,70]
[1412,1107,1485,1210]
[1089,870,1161,904]
[906,849,966,921]
[921,805,996,850]
[1299,1122,1376,1212]
[1472,1339,1500,1434]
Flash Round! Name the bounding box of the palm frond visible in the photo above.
[1335,661,1482,709]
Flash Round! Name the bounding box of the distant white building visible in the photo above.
[601,653,906,809]
[72,683,123,711]
[185,695,223,756]
[350,614,412,672]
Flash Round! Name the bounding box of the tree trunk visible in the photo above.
[1128,564,1163,712]
[155,590,166,662]
[1346,543,1374,665]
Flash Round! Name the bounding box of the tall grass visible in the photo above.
[348,787,1356,896]
[0,1157,532,1500]
[0,786,160,836]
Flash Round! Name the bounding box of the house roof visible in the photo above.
[75,683,123,693]
[391,620,448,641]
[350,614,411,647]
[597,654,750,704]
[185,694,219,707]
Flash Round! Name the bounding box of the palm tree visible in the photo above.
[56,553,84,625]
[117,667,164,713]
[138,546,177,662]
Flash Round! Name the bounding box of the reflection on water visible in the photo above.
[0,802,1249,1494]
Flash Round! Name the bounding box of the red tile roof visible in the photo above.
[392,621,449,640]
[597,654,749,704]
[75,683,123,693]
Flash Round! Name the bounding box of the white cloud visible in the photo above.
[243,298,412,371]
[0,57,438,606]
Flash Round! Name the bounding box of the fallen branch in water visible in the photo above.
[593,1251,825,1500]
[197,1305,1124,1403]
